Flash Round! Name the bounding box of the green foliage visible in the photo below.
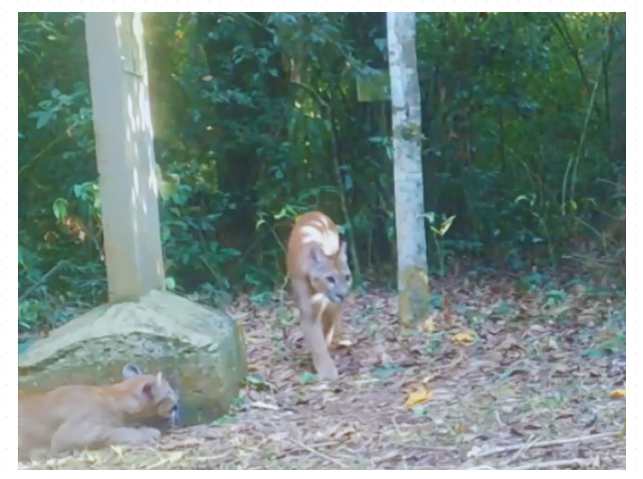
[19,13,625,329]
[371,364,403,380]
[422,212,457,276]
[210,415,237,427]
[300,372,319,384]
[543,289,567,308]
[516,271,554,292]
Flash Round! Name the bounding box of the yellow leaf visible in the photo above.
[452,332,475,344]
[610,389,626,399]
[405,384,433,407]
[455,423,469,433]
[437,215,456,236]
[418,315,436,334]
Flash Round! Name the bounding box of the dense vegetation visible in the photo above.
[18,12,626,332]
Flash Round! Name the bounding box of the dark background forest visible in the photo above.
[18,12,626,333]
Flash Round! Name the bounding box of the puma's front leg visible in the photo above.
[51,422,160,454]
[301,317,338,379]
[105,426,161,445]
[322,303,342,349]
[293,282,338,380]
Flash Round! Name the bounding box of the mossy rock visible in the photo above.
[18,290,247,427]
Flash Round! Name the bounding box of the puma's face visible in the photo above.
[122,364,179,426]
[148,378,179,425]
[308,239,352,303]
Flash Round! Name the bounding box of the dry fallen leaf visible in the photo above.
[578,307,599,325]
[157,437,203,450]
[451,332,475,344]
[109,445,125,460]
[250,400,280,410]
[337,338,353,348]
[573,283,587,296]
[18,284,627,471]
[610,389,626,399]
[405,384,434,407]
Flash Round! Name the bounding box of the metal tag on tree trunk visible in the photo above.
[119,12,144,78]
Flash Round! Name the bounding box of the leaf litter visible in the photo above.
[20,274,625,470]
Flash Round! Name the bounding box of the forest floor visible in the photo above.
[21,266,626,470]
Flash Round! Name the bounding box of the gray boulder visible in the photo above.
[18,290,247,426]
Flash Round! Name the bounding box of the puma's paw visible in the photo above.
[107,426,162,446]
[315,361,338,380]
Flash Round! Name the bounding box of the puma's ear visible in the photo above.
[338,237,348,263]
[308,244,328,277]
[122,363,142,380]
[309,243,323,265]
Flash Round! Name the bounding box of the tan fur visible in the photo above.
[286,211,352,379]
[18,364,178,462]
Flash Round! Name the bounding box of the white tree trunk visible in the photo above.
[85,13,165,302]
[387,12,430,326]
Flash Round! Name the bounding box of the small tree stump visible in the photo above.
[18,290,247,427]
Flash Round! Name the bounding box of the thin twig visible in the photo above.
[467,431,620,459]
[434,348,465,374]
[392,415,406,439]
[511,456,600,470]
[234,12,273,34]
[289,438,348,469]
[19,121,80,176]
[392,443,458,452]
[548,13,590,92]
[19,260,67,302]
[502,433,539,466]
[190,452,232,462]
[495,410,505,427]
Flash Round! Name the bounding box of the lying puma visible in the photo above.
[19,364,178,462]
